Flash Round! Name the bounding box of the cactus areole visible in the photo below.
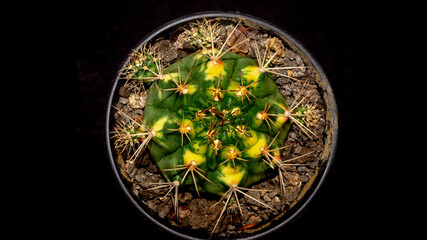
[143,51,290,195]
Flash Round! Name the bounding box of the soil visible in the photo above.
[111,19,328,237]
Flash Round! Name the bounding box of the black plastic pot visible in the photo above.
[105,11,338,239]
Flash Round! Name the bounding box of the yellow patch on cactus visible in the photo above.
[163,72,179,83]
[242,66,261,83]
[273,102,289,126]
[183,148,206,165]
[205,60,225,81]
[273,150,281,160]
[245,134,267,158]
[151,116,169,138]
[192,140,208,154]
[242,130,259,147]
[193,48,220,63]
[187,84,198,95]
[276,115,288,126]
[219,164,245,186]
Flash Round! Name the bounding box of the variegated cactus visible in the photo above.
[143,49,291,196]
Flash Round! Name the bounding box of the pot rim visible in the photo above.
[105,11,338,239]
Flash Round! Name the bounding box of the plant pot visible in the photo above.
[106,11,338,239]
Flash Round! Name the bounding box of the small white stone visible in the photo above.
[129,92,147,109]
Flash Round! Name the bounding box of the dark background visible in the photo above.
[5,0,393,238]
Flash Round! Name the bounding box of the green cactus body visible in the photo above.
[142,50,291,195]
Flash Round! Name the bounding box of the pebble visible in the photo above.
[134,169,145,182]
[147,200,157,211]
[119,85,130,97]
[289,132,298,142]
[263,194,271,202]
[309,160,319,169]
[275,77,292,86]
[300,173,309,183]
[179,192,193,203]
[249,215,261,223]
[119,97,128,105]
[295,55,303,65]
[284,186,299,203]
[158,201,171,218]
[129,92,147,109]
[244,190,261,207]
[283,49,297,59]
[298,166,308,172]
[135,109,143,116]
[153,40,178,63]
[294,145,303,154]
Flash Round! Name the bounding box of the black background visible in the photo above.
[4,0,394,238]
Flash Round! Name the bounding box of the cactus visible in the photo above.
[142,49,291,196]
[112,18,321,235]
